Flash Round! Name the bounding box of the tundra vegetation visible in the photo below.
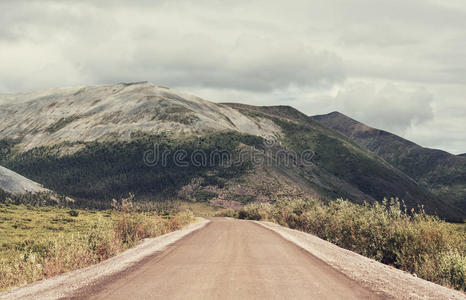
[0,195,195,291]
[223,198,466,291]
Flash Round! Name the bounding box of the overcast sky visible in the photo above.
[0,0,465,154]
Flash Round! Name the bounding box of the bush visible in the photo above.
[238,203,270,220]
[238,198,466,291]
[68,210,79,217]
[194,190,218,202]
[215,209,238,218]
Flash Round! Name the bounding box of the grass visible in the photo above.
[0,196,196,291]
[229,198,466,291]
[451,222,466,233]
[0,205,104,262]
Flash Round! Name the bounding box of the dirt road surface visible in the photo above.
[73,218,380,299]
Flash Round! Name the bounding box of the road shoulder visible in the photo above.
[256,221,465,300]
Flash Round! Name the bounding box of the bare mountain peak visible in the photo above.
[325,111,347,117]
[118,81,151,86]
[314,111,365,125]
[312,111,378,137]
[0,83,281,150]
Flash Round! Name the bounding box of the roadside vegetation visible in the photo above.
[225,198,466,291]
[0,195,195,291]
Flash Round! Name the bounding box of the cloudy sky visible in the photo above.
[1,0,465,154]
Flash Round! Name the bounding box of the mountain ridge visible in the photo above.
[0,82,463,221]
[0,82,279,151]
[312,111,466,215]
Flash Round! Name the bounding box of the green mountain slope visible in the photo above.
[225,104,463,221]
[312,111,466,216]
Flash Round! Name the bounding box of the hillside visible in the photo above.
[0,166,47,194]
[0,82,462,221]
[0,82,278,150]
[312,111,466,215]
[0,165,64,206]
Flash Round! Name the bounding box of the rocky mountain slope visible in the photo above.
[312,111,466,215]
[0,82,462,221]
[0,165,47,194]
[0,165,64,206]
[0,82,278,150]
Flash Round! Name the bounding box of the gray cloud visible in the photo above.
[0,0,465,153]
[0,0,346,92]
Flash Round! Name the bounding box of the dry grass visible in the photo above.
[0,196,195,291]
[233,198,466,291]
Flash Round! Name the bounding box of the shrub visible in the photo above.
[68,210,79,217]
[238,197,466,291]
[215,209,238,218]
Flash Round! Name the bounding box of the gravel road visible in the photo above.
[72,218,378,299]
[4,217,463,299]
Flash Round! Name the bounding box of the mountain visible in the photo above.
[0,165,47,194]
[312,111,466,215]
[460,154,466,157]
[0,165,65,206]
[0,82,275,150]
[0,82,462,221]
